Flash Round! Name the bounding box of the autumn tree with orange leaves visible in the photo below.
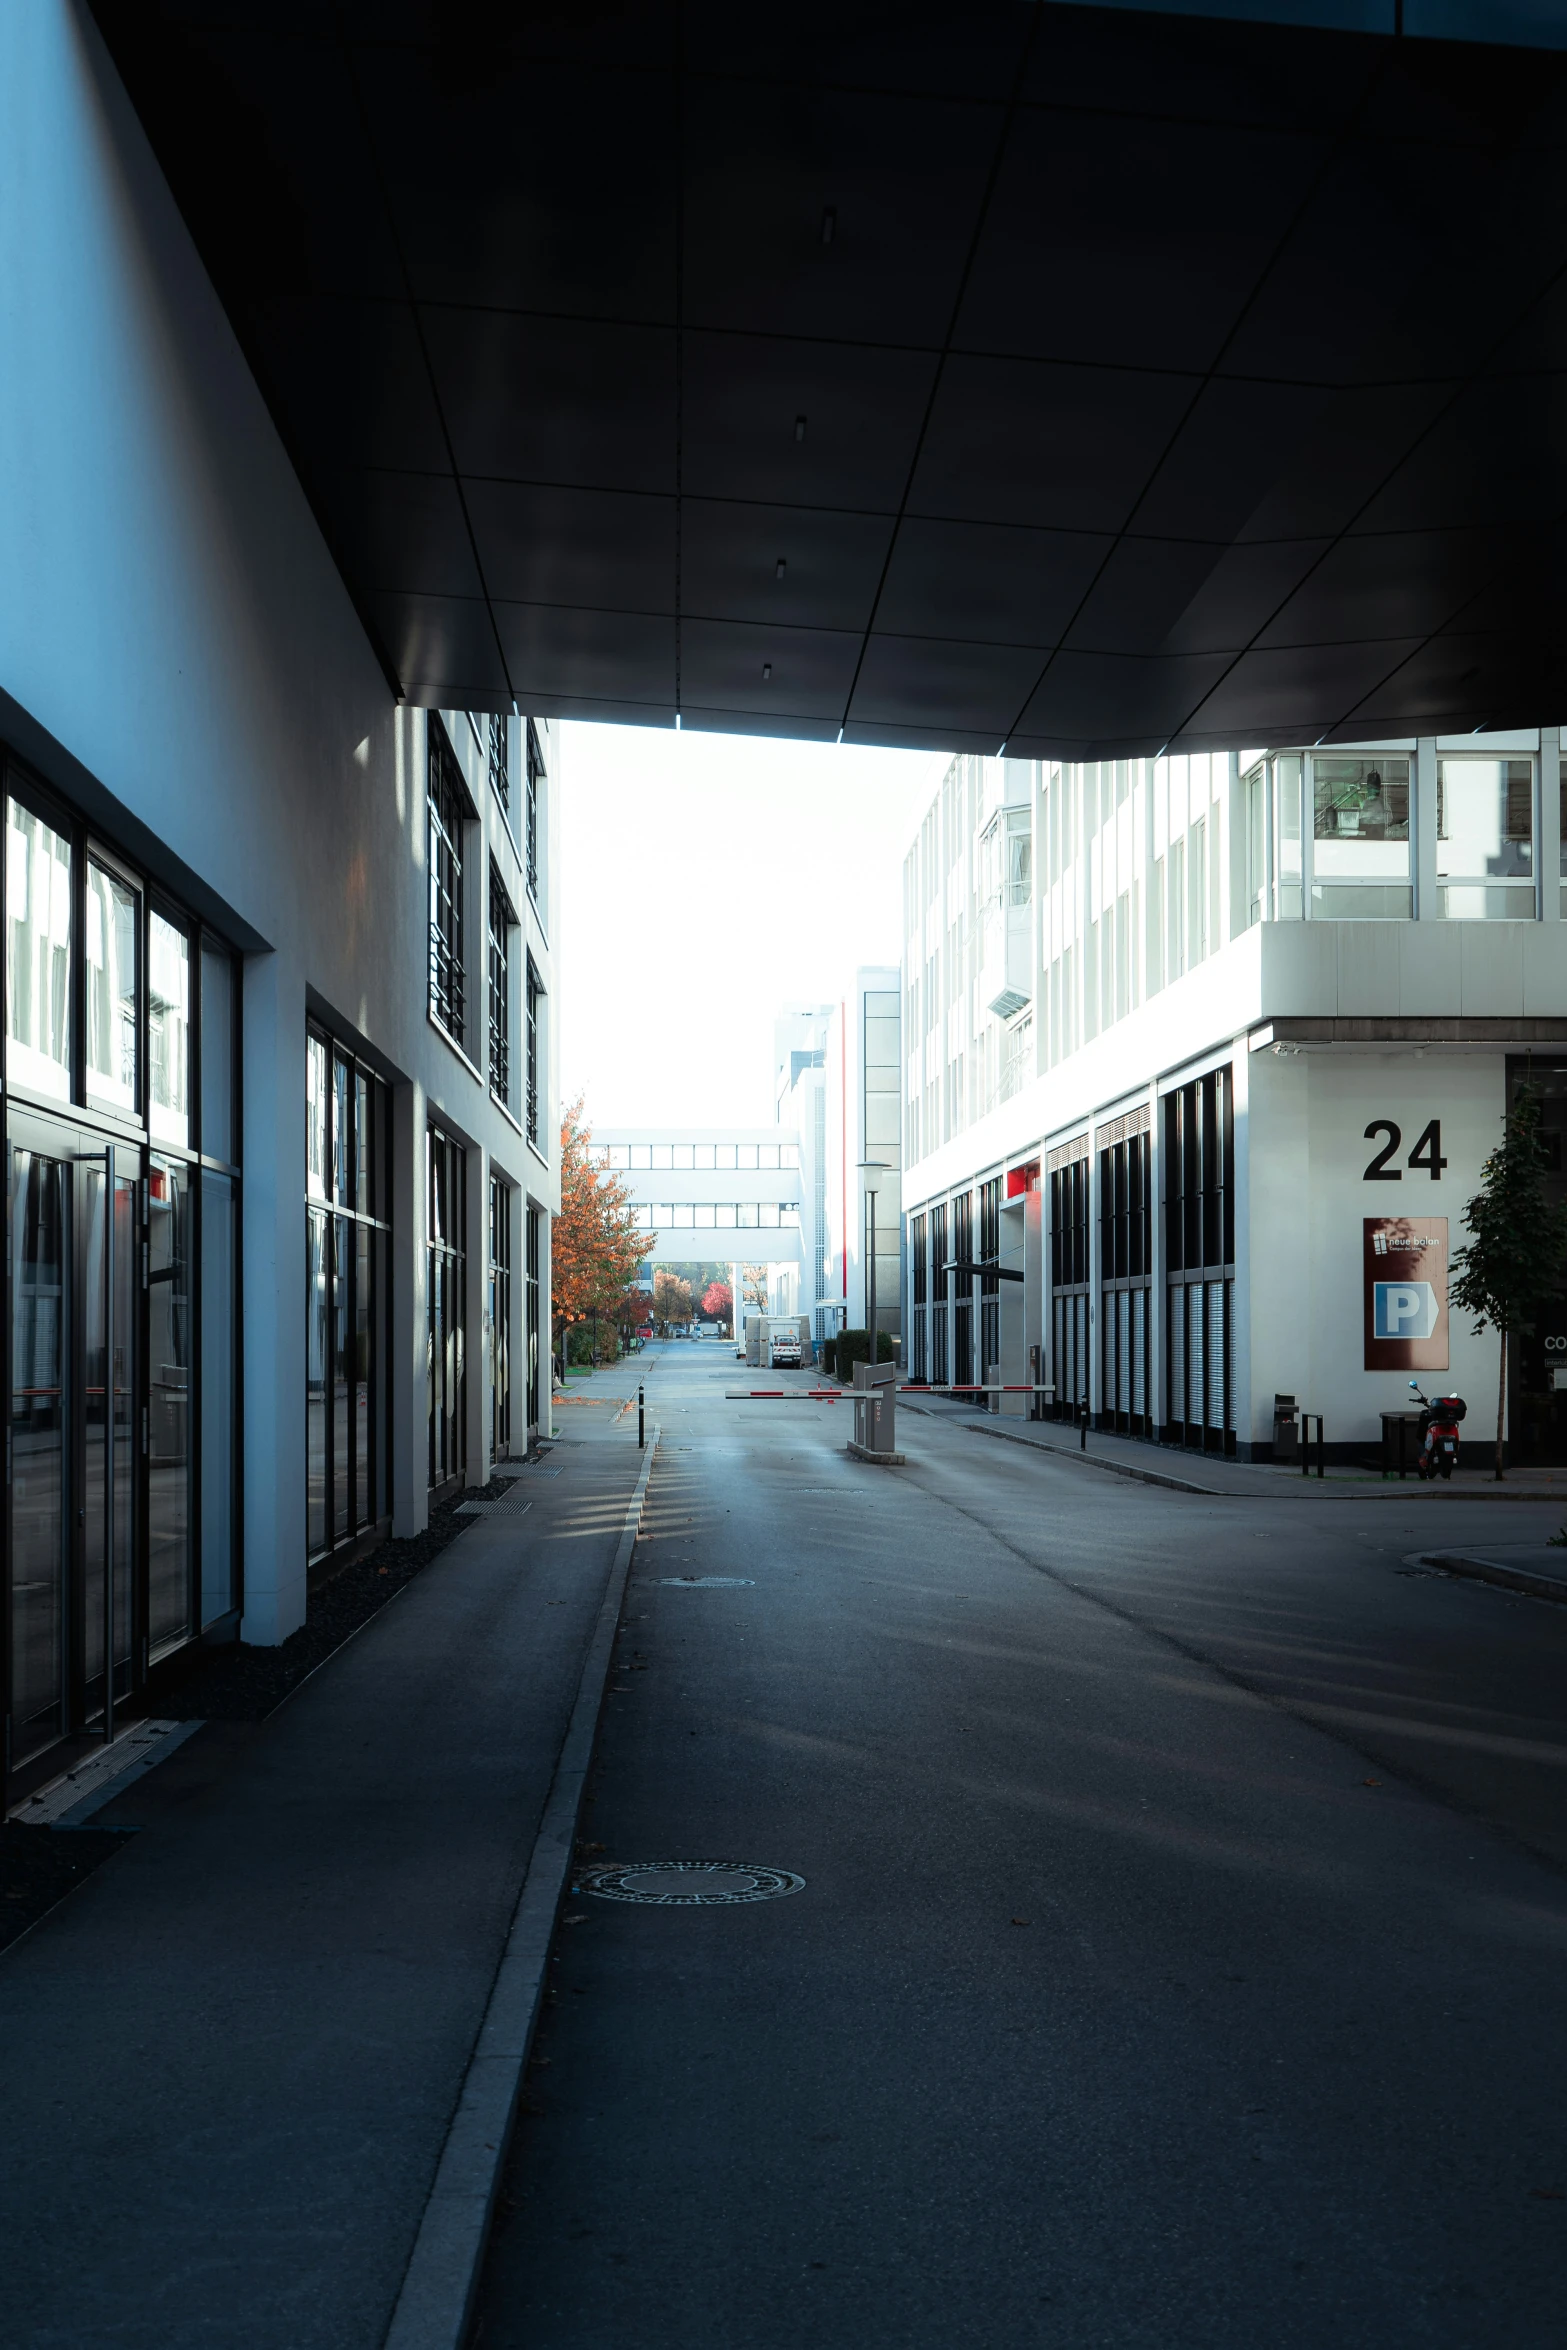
[552,1096,654,1352]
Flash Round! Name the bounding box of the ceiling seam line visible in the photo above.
[338,21,516,708]
[1160,234,1567,749]
[674,0,685,722]
[997,49,1394,750]
[834,8,1044,742]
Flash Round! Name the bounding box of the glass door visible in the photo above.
[8,1106,141,1774]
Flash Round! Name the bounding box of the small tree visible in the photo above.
[653,1268,693,1335]
[701,1278,733,1327]
[1450,1088,1567,1479]
[553,1097,655,1364]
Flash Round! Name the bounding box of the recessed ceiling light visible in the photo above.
[821,207,836,245]
[762,663,772,681]
[794,415,807,442]
[776,558,787,580]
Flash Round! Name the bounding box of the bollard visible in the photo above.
[1079,1399,1089,1451]
[638,1383,644,1449]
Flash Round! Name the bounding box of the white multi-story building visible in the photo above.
[775,976,903,1356]
[1,15,558,1801]
[595,1129,805,1325]
[902,738,1567,1463]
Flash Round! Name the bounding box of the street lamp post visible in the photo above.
[857,1160,891,1373]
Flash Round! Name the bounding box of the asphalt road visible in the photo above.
[477,1342,1567,2348]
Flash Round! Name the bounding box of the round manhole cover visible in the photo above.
[576,1860,805,1906]
[652,1576,754,1588]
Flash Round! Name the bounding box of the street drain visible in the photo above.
[576,1861,805,1906]
[650,1575,754,1587]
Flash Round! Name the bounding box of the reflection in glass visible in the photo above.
[10,1147,66,1758]
[149,913,191,1143]
[307,1033,327,1198]
[201,943,235,1163]
[333,1055,351,1207]
[356,1071,371,1216]
[333,1216,351,1541]
[148,1160,191,1651]
[7,800,72,1100]
[1312,758,1410,881]
[307,1207,328,1554]
[83,1163,136,1704]
[201,1170,236,1623]
[356,1221,372,1523]
[86,862,139,1112]
[1438,758,1535,919]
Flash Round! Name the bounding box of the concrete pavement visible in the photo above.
[0,1408,648,2350]
[478,1340,1567,2348]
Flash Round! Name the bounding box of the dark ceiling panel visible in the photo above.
[1157,539,1330,656]
[426,313,677,492]
[242,296,449,473]
[682,334,936,508]
[847,636,1044,734]
[495,605,676,706]
[680,618,861,719]
[681,502,892,632]
[910,356,1195,535]
[86,0,1567,753]
[365,592,507,703]
[874,517,1111,646]
[466,481,675,614]
[958,116,1328,374]
[681,83,999,344]
[1254,528,1509,650]
[356,53,677,321]
[314,468,482,600]
[1014,651,1231,744]
[1177,638,1425,740]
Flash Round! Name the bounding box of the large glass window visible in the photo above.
[428,1123,467,1489]
[1311,755,1411,919]
[7,796,72,1101]
[200,1168,237,1626]
[490,1175,512,1460]
[148,1157,192,1655]
[489,866,513,1108]
[526,1203,542,1434]
[86,860,138,1114]
[526,956,541,1149]
[428,720,467,1045]
[307,1025,391,1557]
[489,713,509,815]
[148,911,191,1142]
[525,720,543,907]
[1438,757,1535,919]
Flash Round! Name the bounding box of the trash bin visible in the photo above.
[1273,1393,1299,1464]
[1380,1410,1424,1478]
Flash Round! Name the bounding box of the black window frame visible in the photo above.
[489,712,509,814]
[525,720,543,907]
[488,863,513,1109]
[428,718,470,1049]
[525,954,541,1149]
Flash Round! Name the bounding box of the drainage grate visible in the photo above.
[648,1575,754,1588]
[456,1493,534,1517]
[575,1860,805,1906]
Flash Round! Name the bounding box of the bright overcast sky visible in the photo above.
[558,722,944,1130]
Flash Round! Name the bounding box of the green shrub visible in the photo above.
[835,1328,896,1380]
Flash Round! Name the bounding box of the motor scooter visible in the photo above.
[1408,1379,1466,1479]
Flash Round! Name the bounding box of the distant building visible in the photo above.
[775,975,903,1357]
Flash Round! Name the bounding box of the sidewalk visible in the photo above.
[899,1390,1567,1502]
[0,1413,648,2350]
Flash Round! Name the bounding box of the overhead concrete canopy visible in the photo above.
[92,1,1567,756]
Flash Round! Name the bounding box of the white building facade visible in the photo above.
[902,739,1567,1462]
[595,1129,804,1325]
[775,977,903,1356]
[1,10,558,1802]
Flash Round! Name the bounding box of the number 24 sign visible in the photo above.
[1363,1119,1447,1181]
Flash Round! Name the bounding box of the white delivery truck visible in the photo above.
[742,1312,810,1369]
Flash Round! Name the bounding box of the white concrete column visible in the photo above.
[1147,1079,1165,1438]
[1230,1042,1254,1457]
[240,949,306,1645]
[1415,737,1439,919]
[390,1078,429,1538]
[466,1141,488,1484]
[540,1212,555,1439]
[1540,727,1560,921]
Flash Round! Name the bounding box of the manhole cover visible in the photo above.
[576,1861,805,1906]
[651,1576,754,1587]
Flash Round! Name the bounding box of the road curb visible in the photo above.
[382,1428,660,2350]
[934,1410,1228,1498]
[1418,1549,1567,1605]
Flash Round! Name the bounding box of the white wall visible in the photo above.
[1,4,559,1640]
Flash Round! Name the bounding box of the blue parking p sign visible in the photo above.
[1373,1280,1438,1341]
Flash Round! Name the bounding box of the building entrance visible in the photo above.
[7,1105,141,1779]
